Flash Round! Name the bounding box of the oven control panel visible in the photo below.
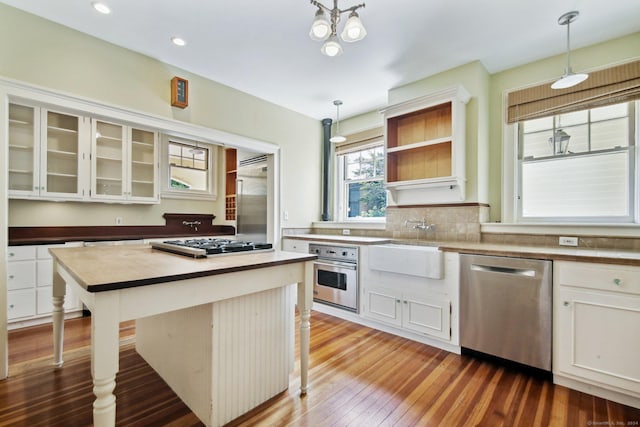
[309,244,358,262]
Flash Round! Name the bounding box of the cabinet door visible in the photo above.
[92,119,126,200]
[40,109,88,199]
[402,292,451,340]
[362,287,402,327]
[556,288,640,394]
[8,289,36,320]
[8,103,40,197]
[7,260,36,291]
[128,127,158,201]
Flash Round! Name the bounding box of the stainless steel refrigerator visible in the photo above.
[235,153,268,243]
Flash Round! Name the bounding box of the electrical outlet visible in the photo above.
[115,217,123,225]
[559,236,578,246]
[342,229,351,235]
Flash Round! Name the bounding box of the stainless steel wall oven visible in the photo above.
[309,243,358,312]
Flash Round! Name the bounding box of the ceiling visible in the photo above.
[2,0,639,120]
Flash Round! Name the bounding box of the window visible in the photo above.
[161,135,218,200]
[337,143,386,220]
[516,101,637,222]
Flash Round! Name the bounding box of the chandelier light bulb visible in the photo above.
[341,11,367,42]
[321,35,343,57]
[309,8,331,41]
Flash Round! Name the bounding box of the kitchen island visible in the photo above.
[49,244,316,427]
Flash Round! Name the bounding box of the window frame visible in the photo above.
[509,101,639,224]
[335,141,386,222]
[160,134,218,200]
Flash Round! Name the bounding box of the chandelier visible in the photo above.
[309,0,367,57]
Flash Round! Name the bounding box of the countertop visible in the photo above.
[283,234,392,245]
[283,234,640,267]
[437,242,640,267]
[49,244,317,292]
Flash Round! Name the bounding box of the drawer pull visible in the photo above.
[9,304,14,309]
[563,301,570,307]
[8,275,14,279]
[613,278,622,286]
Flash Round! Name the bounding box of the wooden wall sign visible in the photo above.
[171,76,189,108]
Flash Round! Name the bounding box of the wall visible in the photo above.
[0,4,323,228]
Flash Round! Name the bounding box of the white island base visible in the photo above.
[136,285,295,427]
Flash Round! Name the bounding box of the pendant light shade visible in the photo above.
[309,8,331,41]
[341,11,367,42]
[552,11,588,90]
[321,35,343,57]
[329,100,346,143]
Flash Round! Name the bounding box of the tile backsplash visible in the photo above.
[286,203,640,251]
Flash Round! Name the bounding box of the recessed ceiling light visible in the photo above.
[171,37,186,46]
[92,2,111,14]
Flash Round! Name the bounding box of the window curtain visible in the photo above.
[334,127,384,155]
[507,60,640,123]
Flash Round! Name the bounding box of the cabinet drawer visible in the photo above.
[7,246,36,261]
[8,289,36,320]
[556,261,640,296]
[7,260,36,290]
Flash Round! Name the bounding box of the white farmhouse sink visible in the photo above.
[368,244,443,279]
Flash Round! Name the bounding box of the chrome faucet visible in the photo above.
[404,218,435,231]
[182,220,201,231]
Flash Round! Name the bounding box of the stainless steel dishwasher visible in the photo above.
[460,254,552,371]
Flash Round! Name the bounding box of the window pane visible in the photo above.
[346,180,386,218]
[522,152,629,218]
[561,124,588,154]
[522,116,552,133]
[558,110,587,127]
[591,103,628,121]
[522,130,553,158]
[591,118,629,150]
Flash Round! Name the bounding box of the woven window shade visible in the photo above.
[507,60,640,123]
[334,126,384,154]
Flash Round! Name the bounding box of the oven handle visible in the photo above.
[313,260,357,270]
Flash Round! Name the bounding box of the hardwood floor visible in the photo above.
[2,312,639,426]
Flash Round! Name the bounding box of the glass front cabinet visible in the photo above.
[9,104,88,200]
[8,102,158,203]
[91,120,158,202]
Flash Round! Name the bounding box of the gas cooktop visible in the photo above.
[150,238,273,258]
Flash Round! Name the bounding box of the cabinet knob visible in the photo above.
[396,299,401,303]
[563,301,570,307]
[9,252,14,257]
[403,300,408,304]
[613,278,622,286]
[9,304,14,309]
[8,275,14,279]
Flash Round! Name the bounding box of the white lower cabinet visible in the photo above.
[7,243,83,327]
[361,249,459,346]
[363,286,451,340]
[554,261,640,407]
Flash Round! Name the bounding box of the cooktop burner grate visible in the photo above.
[150,239,273,258]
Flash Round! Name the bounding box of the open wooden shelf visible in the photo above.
[225,148,237,221]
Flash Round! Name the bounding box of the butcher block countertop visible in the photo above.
[49,244,317,292]
[438,242,640,267]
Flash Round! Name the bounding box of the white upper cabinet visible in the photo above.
[8,101,158,204]
[91,120,158,203]
[9,104,88,200]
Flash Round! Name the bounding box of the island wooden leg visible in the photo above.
[52,265,66,368]
[297,261,314,396]
[91,293,120,427]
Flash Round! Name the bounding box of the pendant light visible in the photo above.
[329,100,346,143]
[551,11,588,90]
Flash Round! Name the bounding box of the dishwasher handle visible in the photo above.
[470,264,536,277]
